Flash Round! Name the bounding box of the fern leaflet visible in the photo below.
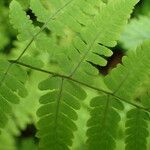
[87,95,124,150]
[104,41,150,102]
[125,108,150,150]
[36,76,86,150]
[0,60,27,129]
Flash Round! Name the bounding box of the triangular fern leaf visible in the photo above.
[20,0,139,80]
[57,0,139,79]
[37,76,87,150]
[125,108,150,150]
[104,41,150,101]
[0,60,27,129]
[87,95,124,150]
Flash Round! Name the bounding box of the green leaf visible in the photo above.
[37,76,86,150]
[104,41,150,101]
[125,108,150,150]
[9,0,39,41]
[87,95,124,150]
[0,60,27,128]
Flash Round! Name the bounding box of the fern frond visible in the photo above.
[8,0,145,149]
[9,0,79,56]
[34,1,140,149]
[87,95,124,150]
[104,41,150,101]
[30,0,103,34]
[37,76,87,150]
[9,0,38,41]
[29,0,105,56]
[120,15,150,49]
[0,60,27,129]
[58,0,139,79]
[125,108,150,150]
[13,0,139,78]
